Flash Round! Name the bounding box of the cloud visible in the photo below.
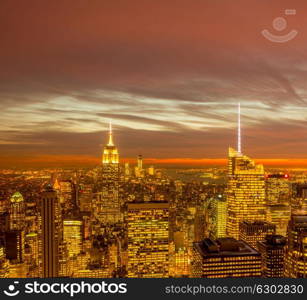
[1,0,307,163]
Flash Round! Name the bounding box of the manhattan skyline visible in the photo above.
[1,0,307,168]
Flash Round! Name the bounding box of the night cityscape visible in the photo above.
[0,110,307,278]
[1,0,307,281]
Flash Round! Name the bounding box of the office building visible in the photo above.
[239,221,276,249]
[284,215,307,278]
[227,148,266,239]
[267,204,291,236]
[258,235,286,278]
[127,202,169,278]
[192,237,262,278]
[40,185,61,278]
[63,219,82,258]
[265,173,290,205]
[210,194,227,239]
[9,192,25,231]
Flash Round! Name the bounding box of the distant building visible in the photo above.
[258,235,286,278]
[124,162,130,177]
[192,237,262,278]
[284,215,307,278]
[148,165,155,176]
[63,219,82,258]
[5,230,24,263]
[169,231,190,277]
[210,194,227,239]
[267,204,291,236]
[0,246,9,277]
[24,232,39,272]
[134,155,144,178]
[127,202,169,278]
[239,221,276,249]
[9,192,25,231]
[78,183,93,213]
[137,155,143,170]
[265,173,291,205]
[194,205,206,242]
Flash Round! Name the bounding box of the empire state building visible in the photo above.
[96,122,121,224]
[102,122,119,174]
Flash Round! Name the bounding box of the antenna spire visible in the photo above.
[237,103,241,154]
[108,120,114,146]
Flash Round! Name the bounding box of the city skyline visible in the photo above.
[1,0,307,168]
[2,112,307,168]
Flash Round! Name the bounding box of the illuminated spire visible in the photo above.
[237,102,241,154]
[108,120,114,146]
[53,178,60,190]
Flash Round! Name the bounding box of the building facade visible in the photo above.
[96,122,121,224]
[127,202,169,278]
[40,185,61,278]
[258,235,286,278]
[192,237,262,278]
[239,221,276,249]
[284,215,307,278]
[226,148,266,239]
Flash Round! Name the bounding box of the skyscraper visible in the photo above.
[137,155,143,170]
[40,185,60,278]
[63,219,82,258]
[265,173,291,205]
[258,235,286,278]
[226,148,266,239]
[210,194,227,239]
[7,192,26,271]
[9,192,25,231]
[0,246,9,278]
[135,155,144,178]
[239,221,276,249]
[226,104,266,239]
[169,231,190,277]
[267,204,291,236]
[284,214,307,278]
[97,122,121,224]
[127,202,169,278]
[5,230,24,263]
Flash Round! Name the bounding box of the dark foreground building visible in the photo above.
[192,237,261,278]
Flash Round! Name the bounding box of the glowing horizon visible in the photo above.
[2,154,307,168]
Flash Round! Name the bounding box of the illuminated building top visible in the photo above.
[53,178,61,191]
[102,121,119,164]
[10,192,24,203]
[228,147,264,175]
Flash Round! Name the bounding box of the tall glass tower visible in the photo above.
[226,148,266,239]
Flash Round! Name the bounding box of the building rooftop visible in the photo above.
[194,237,259,258]
[258,235,286,247]
[240,220,275,227]
[10,191,24,203]
[127,202,169,210]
